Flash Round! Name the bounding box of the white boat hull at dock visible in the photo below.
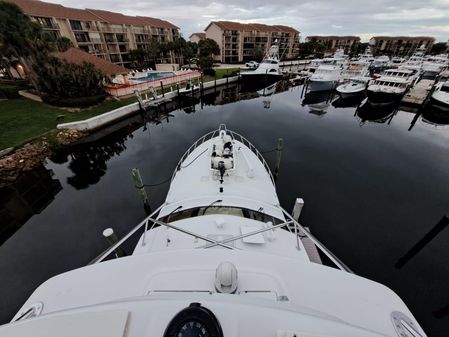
[336,82,366,98]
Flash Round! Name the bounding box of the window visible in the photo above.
[36,17,54,28]
[74,32,90,43]
[69,20,82,31]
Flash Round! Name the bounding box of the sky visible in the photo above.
[47,0,449,42]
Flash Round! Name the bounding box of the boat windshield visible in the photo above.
[160,206,284,224]
[441,85,449,93]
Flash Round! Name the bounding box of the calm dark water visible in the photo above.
[1,82,448,336]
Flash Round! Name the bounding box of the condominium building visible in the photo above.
[204,21,300,63]
[369,36,435,56]
[189,33,206,44]
[305,36,360,53]
[7,0,180,67]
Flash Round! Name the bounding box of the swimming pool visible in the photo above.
[129,71,174,82]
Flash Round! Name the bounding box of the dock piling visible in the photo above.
[131,168,151,215]
[102,228,126,258]
[292,198,305,221]
[160,81,164,97]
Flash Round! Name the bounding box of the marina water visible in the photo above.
[0,82,448,336]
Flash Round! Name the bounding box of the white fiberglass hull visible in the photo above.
[336,83,366,98]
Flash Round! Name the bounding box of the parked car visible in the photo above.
[245,61,259,69]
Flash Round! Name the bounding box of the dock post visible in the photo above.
[214,74,217,89]
[102,228,126,258]
[131,168,151,215]
[160,81,164,97]
[176,83,180,96]
[226,70,229,87]
[274,138,284,180]
[292,198,305,221]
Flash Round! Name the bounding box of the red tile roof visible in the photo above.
[5,0,179,29]
[189,32,206,39]
[55,47,128,75]
[86,9,143,26]
[136,16,179,30]
[7,0,99,21]
[206,21,299,34]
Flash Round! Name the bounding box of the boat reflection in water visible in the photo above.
[302,89,335,116]
[422,105,449,126]
[332,94,366,108]
[257,81,278,109]
[355,98,397,125]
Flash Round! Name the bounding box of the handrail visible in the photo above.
[91,204,165,264]
[279,205,353,273]
[92,202,351,273]
[171,126,275,185]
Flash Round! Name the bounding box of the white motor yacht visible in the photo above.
[367,68,418,104]
[0,125,427,337]
[336,76,370,98]
[358,49,375,65]
[240,44,282,82]
[431,81,449,111]
[422,55,449,78]
[308,64,342,91]
[372,55,390,70]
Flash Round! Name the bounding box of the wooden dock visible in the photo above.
[401,79,435,106]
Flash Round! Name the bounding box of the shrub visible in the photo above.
[42,94,106,107]
[0,84,21,98]
[203,68,215,76]
[34,58,105,99]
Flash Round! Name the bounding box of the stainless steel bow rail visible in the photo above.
[172,124,275,184]
[91,204,351,273]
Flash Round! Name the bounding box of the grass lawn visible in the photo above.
[0,96,137,150]
[203,67,243,83]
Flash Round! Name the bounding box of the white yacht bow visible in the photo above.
[0,125,427,337]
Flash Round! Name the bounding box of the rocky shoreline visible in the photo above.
[0,129,86,186]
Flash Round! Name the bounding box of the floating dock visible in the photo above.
[401,79,435,106]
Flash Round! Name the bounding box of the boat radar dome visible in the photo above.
[215,261,238,294]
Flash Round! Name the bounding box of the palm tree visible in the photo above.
[0,2,51,90]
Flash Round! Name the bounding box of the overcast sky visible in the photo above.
[47,0,449,42]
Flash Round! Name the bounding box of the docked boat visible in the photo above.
[336,78,368,98]
[0,125,427,337]
[371,55,390,71]
[367,68,418,104]
[240,44,282,82]
[308,64,342,92]
[399,48,426,75]
[337,68,371,98]
[422,55,449,79]
[431,81,449,111]
[308,50,347,92]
